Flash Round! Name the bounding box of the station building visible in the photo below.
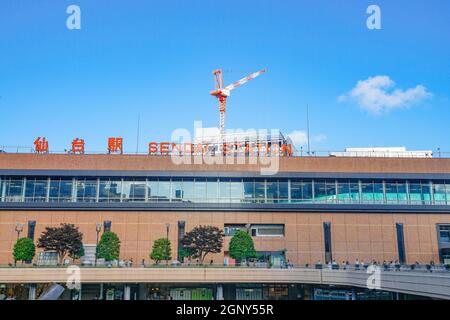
[0,152,450,300]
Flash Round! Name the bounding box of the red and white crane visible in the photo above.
[210,68,267,143]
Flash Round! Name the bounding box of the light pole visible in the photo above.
[165,223,170,266]
[95,223,102,266]
[15,223,24,240]
[245,224,251,235]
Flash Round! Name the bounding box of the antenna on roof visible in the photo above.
[306,104,311,156]
[136,114,140,154]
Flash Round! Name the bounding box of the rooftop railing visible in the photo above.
[1,146,450,158]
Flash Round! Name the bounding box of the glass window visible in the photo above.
[278,181,289,203]
[130,179,147,202]
[422,182,432,204]
[361,181,374,202]
[230,178,244,203]
[337,180,360,204]
[433,182,447,205]
[25,178,47,202]
[147,179,158,202]
[314,180,336,203]
[158,178,170,202]
[255,179,265,203]
[171,179,183,202]
[252,224,285,237]
[99,179,122,202]
[182,178,194,202]
[373,182,384,203]
[3,178,24,202]
[409,181,431,205]
[243,179,255,203]
[397,182,408,204]
[195,178,207,202]
[49,178,73,202]
[302,181,313,202]
[266,180,278,203]
[291,180,313,203]
[76,178,97,202]
[446,183,450,206]
[122,179,147,202]
[224,224,247,236]
[439,225,450,242]
[206,179,218,203]
[385,181,399,204]
[219,178,230,203]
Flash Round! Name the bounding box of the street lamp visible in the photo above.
[15,223,24,240]
[165,223,170,266]
[95,223,102,266]
[245,224,251,235]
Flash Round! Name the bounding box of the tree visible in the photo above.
[150,238,172,264]
[228,230,257,265]
[69,243,85,261]
[13,237,35,265]
[37,223,83,264]
[97,231,121,262]
[182,225,224,265]
[178,246,193,262]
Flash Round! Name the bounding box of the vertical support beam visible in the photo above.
[264,179,267,203]
[169,177,172,202]
[323,222,332,263]
[22,177,26,202]
[28,284,37,300]
[46,177,51,202]
[430,181,434,205]
[288,179,291,203]
[177,221,186,262]
[216,284,224,300]
[96,178,100,203]
[351,288,356,300]
[335,179,338,204]
[396,223,406,264]
[120,178,124,202]
[406,180,410,205]
[124,285,131,300]
[71,177,77,202]
[99,283,104,300]
[0,177,4,202]
[145,178,149,202]
[138,284,147,301]
[358,180,362,204]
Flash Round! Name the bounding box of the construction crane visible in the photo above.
[210,68,267,143]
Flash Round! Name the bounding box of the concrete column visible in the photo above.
[124,285,131,300]
[28,284,37,300]
[139,284,147,300]
[351,288,356,300]
[216,284,224,300]
[99,283,104,300]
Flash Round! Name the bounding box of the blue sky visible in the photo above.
[0,0,449,153]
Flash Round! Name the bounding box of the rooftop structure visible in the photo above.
[330,147,433,158]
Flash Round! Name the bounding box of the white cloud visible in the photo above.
[287,130,327,148]
[287,130,308,147]
[339,75,432,115]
